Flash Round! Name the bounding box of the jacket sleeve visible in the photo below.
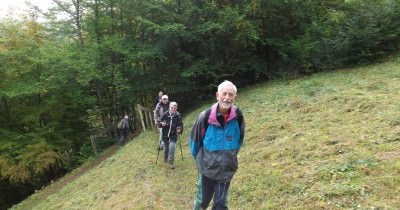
[177,114,183,132]
[190,111,206,159]
[154,103,161,122]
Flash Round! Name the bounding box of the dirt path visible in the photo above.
[38,145,119,199]
[37,131,140,200]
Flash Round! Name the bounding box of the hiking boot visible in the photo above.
[169,160,175,169]
[163,158,168,163]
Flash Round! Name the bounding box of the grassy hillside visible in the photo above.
[12,61,400,209]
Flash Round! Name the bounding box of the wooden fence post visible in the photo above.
[137,104,155,132]
[137,104,146,132]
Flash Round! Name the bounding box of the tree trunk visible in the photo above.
[94,0,101,44]
[72,0,85,46]
[52,0,85,46]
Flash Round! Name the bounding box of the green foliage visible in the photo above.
[12,60,400,210]
[0,131,64,184]
[296,0,400,71]
[0,18,92,209]
[2,0,400,208]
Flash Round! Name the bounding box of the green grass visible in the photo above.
[12,61,400,209]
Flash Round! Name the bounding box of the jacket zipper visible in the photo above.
[222,121,226,175]
[167,113,173,137]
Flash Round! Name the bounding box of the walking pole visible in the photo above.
[179,134,183,160]
[156,140,161,164]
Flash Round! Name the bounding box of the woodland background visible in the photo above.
[1,0,400,208]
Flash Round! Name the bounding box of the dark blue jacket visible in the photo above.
[159,111,183,141]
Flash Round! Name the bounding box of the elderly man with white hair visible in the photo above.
[158,101,183,169]
[190,80,245,210]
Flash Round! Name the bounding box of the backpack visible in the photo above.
[117,119,126,129]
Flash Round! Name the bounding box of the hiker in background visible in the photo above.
[158,102,183,169]
[153,90,164,109]
[154,95,170,150]
[117,115,129,146]
[190,80,245,210]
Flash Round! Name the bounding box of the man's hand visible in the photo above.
[161,122,167,127]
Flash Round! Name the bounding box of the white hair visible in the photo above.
[169,101,178,108]
[218,80,237,95]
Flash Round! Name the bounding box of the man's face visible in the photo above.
[169,106,177,113]
[162,98,168,104]
[216,85,236,110]
[158,92,163,97]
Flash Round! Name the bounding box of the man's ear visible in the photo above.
[215,92,219,100]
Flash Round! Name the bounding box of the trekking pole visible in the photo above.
[179,134,183,160]
[156,140,161,164]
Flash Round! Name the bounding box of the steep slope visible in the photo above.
[13,61,400,209]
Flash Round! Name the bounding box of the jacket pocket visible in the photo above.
[223,151,238,172]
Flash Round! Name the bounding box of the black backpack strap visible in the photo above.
[203,108,211,132]
[200,108,212,148]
